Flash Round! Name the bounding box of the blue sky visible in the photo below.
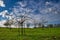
[0,0,21,12]
[0,0,60,24]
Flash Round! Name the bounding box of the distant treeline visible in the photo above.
[34,24,60,28]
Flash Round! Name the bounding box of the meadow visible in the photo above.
[0,27,60,40]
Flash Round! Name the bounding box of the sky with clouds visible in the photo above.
[0,0,60,24]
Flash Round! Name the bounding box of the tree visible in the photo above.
[48,24,53,28]
[4,20,13,29]
[39,17,48,28]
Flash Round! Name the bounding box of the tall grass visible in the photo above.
[0,27,60,40]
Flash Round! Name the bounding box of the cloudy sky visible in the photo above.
[0,0,60,24]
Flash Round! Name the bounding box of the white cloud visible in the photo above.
[40,5,60,14]
[45,2,51,5]
[40,8,53,14]
[0,0,5,7]
[0,10,8,17]
[17,1,27,7]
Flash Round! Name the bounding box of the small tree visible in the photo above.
[41,17,48,28]
[48,24,54,28]
[4,21,10,27]
[27,23,30,28]
[4,20,13,29]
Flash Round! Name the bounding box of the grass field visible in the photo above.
[0,27,60,40]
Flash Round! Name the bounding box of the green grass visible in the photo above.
[0,27,60,40]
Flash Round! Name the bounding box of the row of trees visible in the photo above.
[3,14,48,28]
[34,24,60,28]
[47,24,60,28]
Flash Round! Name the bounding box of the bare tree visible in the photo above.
[39,17,48,28]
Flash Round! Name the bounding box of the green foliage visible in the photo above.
[0,27,60,40]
